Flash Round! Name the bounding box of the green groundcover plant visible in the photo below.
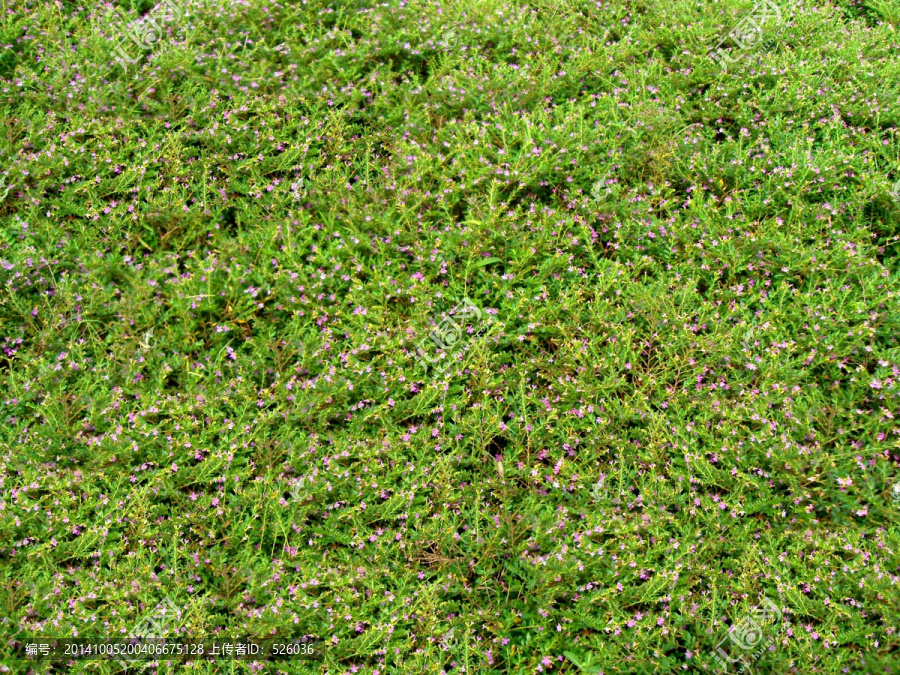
[1,0,900,672]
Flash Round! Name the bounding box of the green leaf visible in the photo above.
[564,651,603,674]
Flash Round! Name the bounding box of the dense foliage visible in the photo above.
[2,0,900,672]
